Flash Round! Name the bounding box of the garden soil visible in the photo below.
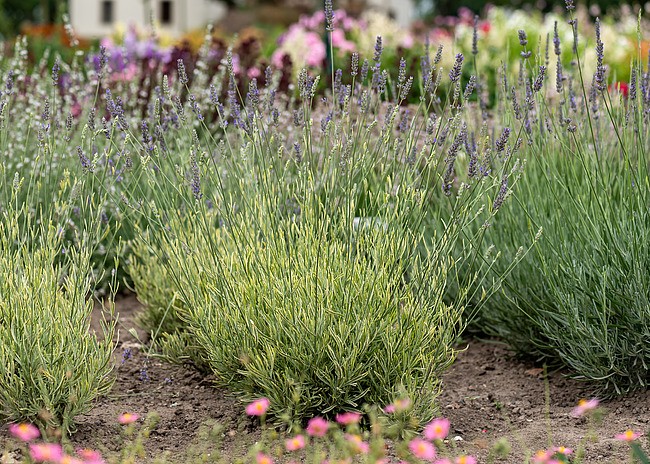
[2,294,649,463]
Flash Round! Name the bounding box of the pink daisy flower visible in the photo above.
[8,423,40,441]
[117,413,139,424]
[29,443,63,463]
[246,398,270,416]
[285,434,305,451]
[408,438,436,462]
[571,398,599,417]
[306,417,329,437]
[423,418,450,440]
[615,430,642,442]
[335,411,361,425]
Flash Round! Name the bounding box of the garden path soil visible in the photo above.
[3,295,649,463]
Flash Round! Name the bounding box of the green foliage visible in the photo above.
[0,204,115,434]
[471,11,650,394]
[122,30,515,423]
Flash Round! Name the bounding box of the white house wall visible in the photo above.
[69,0,227,38]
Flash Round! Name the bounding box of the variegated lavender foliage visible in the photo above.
[0,0,647,411]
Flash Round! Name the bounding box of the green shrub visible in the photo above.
[124,31,518,421]
[0,204,115,434]
[472,11,650,393]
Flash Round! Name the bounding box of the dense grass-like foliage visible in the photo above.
[121,23,519,421]
[0,203,115,433]
[471,10,650,393]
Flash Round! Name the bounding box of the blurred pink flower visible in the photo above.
[306,416,329,437]
[285,434,305,451]
[384,398,411,414]
[554,446,573,455]
[571,398,599,417]
[615,430,642,442]
[118,413,140,424]
[344,433,369,454]
[408,438,436,461]
[76,449,105,464]
[455,456,477,464]
[423,418,450,440]
[336,411,362,425]
[256,452,273,464]
[246,398,270,416]
[331,29,355,53]
[8,423,40,441]
[60,455,84,464]
[29,443,63,463]
[532,450,552,463]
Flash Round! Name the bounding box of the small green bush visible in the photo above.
[0,205,115,434]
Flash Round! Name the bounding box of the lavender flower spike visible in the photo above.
[449,53,464,83]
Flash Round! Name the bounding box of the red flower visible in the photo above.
[609,81,629,97]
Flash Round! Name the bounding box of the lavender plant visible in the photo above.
[121,9,517,423]
[471,6,650,394]
[0,200,115,434]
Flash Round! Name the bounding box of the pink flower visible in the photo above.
[285,434,306,451]
[384,398,411,413]
[246,398,270,416]
[553,446,573,456]
[571,398,599,417]
[256,452,273,464]
[306,417,329,437]
[118,413,140,424]
[455,456,477,464]
[344,433,369,454]
[408,438,436,462]
[60,455,84,464]
[76,449,105,464]
[29,443,63,463]
[423,418,450,440]
[8,423,40,441]
[331,29,355,53]
[615,430,642,442]
[336,411,362,425]
[532,450,552,463]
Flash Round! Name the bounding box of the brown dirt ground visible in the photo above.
[2,294,649,463]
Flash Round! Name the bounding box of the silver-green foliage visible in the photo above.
[0,205,115,433]
[473,13,650,393]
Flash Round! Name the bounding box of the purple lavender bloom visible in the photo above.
[449,53,464,83]
[495,127,511,154]
[533,66,546,93]
[492,176,508,211]
[472,15,479,56]
[324,0,334,31]
[518,30,528,47]
[373,36,383,63]
[553,21,561,56]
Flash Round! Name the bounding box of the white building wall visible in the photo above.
[69,0,227,38]
[365,0,416,27]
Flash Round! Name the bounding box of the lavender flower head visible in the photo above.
[472,15,479,56]
[518,30,528,47]
[449,53,464,83]
[533,65,546,93]
[373,36,383,63]
[351,52,359,77]
[553,21,561,56]
[177,59,188,85]
[565,0,575,11]
[324,0,334,32]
